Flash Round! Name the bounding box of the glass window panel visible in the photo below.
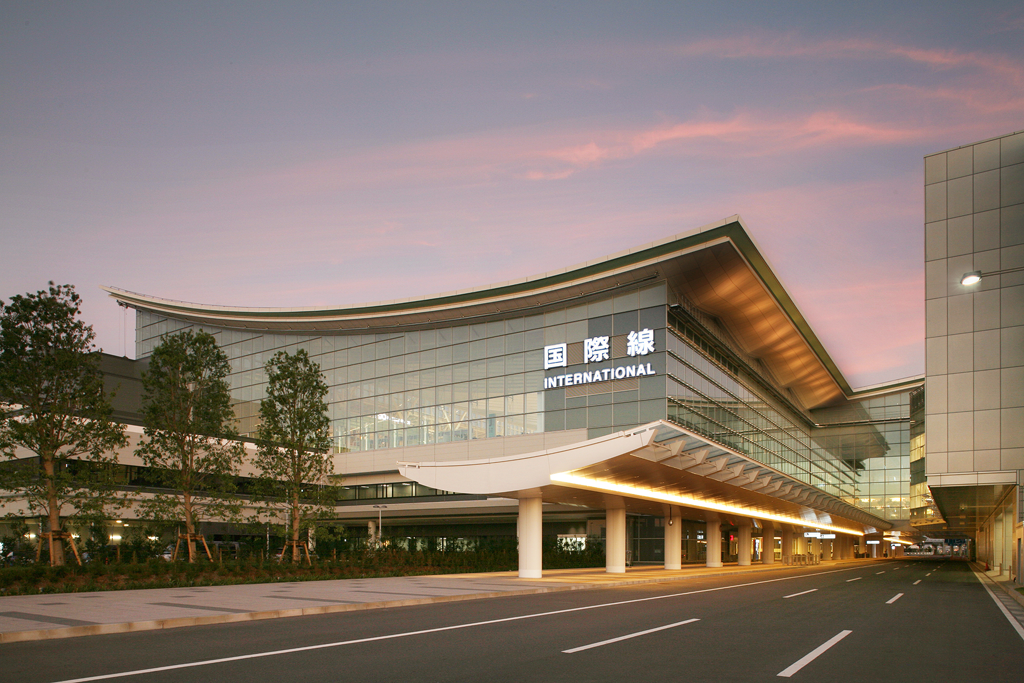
[505,353,525,374]
[506,332,525,353]
[506,373,525,394]
[452,362,470,383]
[486,336,504,357]
[436,422,452,443]
[421,386,436,407]
[525,371,544,392]
[470,379,487,400]
[487,396,504,416]
[470,359,487,380]
[470,399,487,420]
[487,376,504,397]
[453,382,470,402]
[469,419,487,439]
[505,413,525,437]
[544,325,566,345]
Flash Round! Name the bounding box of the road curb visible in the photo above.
[0,559,877,644]
[971,562,1024,610]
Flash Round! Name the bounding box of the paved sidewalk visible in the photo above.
[0,559,878,643]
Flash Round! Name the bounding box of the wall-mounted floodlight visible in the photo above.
[961,266,1024,286]
[960,271,982,285]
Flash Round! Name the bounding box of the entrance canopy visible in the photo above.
[399,421,889,537]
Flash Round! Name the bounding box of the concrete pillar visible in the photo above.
[706,516,722,568]
[664,506,682,570]
[606,507,627,573]
[994,513,1003,573]
[871,541,877,558]
[368,520,378,545]
[822,537,832,561]
[762,523,775,564]
[518,497,543,579]
[781,527,793,564]
[1004,507,1013,578]
[738,522,752,566]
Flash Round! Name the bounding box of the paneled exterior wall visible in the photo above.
[924,131,1024,484]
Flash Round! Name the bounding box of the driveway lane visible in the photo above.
[1,564,874,683]
[10,561,1020,683]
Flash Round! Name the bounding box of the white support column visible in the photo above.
[994,510,1005,574]
[762,523,775,565]
[871,540,877,558]
[738,521,752,566]
[518,496,543,579]
[706,516,722,568]
[606,507,627,573]
[664,506,682,570]
[1003,506,1013,578]
[368,520,378,545]
[781,527,793,564]
[822,537,832,561]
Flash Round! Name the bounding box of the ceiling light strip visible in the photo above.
[550,472,864,537]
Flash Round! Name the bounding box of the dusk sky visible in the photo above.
[2,2,1022,388]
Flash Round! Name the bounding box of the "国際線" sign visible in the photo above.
[543,329,656,390]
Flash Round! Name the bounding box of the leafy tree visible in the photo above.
[0,283,127,565]
[253,349,334,562]
[136,330,243,561]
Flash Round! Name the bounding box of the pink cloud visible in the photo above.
[668,33,1024,84]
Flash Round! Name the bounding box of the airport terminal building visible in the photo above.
[104,216,921,576]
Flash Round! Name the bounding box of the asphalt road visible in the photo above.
[2,561,1021,683]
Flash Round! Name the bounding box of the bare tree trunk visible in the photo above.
[183,492,196,562]
[291,491,300,562]
[43,455,65,566]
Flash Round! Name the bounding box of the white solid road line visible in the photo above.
[973,570,1024,642]
[783,589,818,599]
[886,593,904,604]
[846,577,862,582]
[914,580,921,585]
[46,565,869,683]
[777,630,853,678]
[562,618,699,653]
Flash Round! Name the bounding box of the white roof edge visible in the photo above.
[102,215,746,316]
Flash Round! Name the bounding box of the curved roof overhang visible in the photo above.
[104,215,889,407]
[398,421,891,536]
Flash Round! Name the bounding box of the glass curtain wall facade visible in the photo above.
[135,275,912,524]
